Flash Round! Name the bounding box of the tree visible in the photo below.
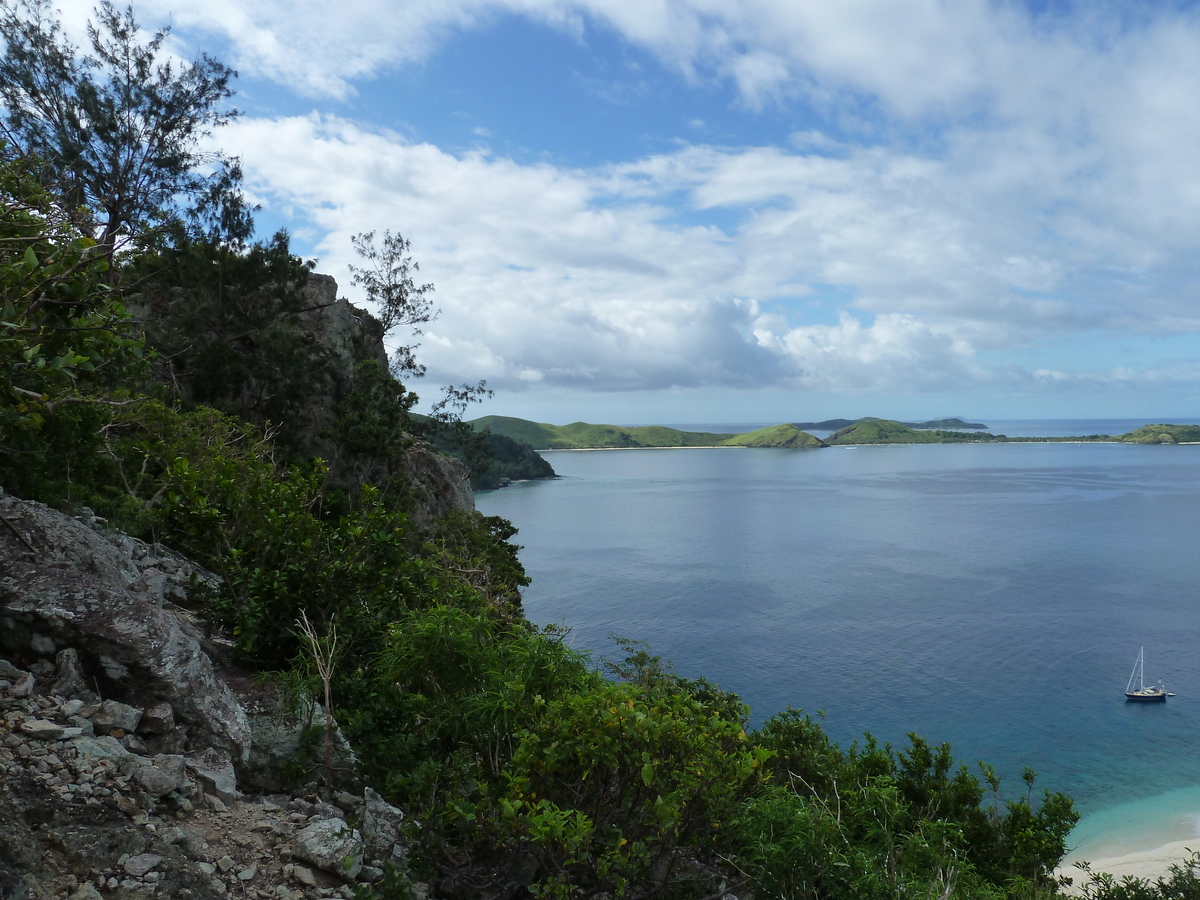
[348,228,492,454]
[0,150,146,506]
[0,152,142,447]
[0,0,237,258]
[348,229,436,379]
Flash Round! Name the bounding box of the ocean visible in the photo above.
[475,420,1200,860]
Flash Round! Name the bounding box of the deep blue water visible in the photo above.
[476,425,1200,844]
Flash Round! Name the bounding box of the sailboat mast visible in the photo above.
[1127,647,1145,694]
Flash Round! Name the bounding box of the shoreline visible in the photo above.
[1057,786,1200,888]
[1058,839,1200,892]
[537,440,1199,451]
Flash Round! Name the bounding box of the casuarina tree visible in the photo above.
[0,0,237,259]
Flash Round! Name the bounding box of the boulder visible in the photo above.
[123,853,163,877]
[0,493,249,762]
[71,735,141,777]
[90,699,142,734]
[138,701,175,735]
[8,672,33,699]
[292,818,364,881]
[187,747,239,803]
[133,765,179,798]
[362,787,407,864]
[52,649,98,703]
[243,696,357,793]
[17,720,63,741]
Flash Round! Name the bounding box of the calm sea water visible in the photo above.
[476,421,1200,856]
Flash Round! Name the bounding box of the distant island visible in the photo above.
[469,416,824,451]
[470,415,1200,452]
[794,416,989,430]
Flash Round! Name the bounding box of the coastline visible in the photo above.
[1057,786,1200,889]
[537,440,1191,451]
[1058,840,1199,892]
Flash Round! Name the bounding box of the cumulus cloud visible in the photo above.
[223,115,789,392]
[43,0,1200,404]
[213,97,1200,399]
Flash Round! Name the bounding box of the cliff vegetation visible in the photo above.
[1,3,1191,898]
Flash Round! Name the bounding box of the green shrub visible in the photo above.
[500,678,766,898]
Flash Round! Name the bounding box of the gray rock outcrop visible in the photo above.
[0,681,420,899]
[0,493,248,762]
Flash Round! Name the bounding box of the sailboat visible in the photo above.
[1125,647,1173,702]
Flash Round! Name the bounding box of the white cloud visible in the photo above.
[224,114,787,392]
[220,110,1200,400]
[43,0,1200,405]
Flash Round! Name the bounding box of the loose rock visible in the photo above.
[292,818,365,880]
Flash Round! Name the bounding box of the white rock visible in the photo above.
[19,718,64,740]
[292,818,364,881]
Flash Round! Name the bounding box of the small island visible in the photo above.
[794,416,989,431]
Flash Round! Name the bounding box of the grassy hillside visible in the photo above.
[719,423,827,448]
[827,418,1001,445]
[911,417,989,429]
[555,422,731,448]
[469,415,565,448]
[795,416,988,430]
[471,416,832,450]
[473,416,726,449]
[1116,423,1200,444]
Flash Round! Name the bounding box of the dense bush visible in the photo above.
[740,711,1077,898]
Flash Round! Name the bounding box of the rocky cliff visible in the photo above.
[298,275,475,520]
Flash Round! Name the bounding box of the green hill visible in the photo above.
[469,417,733,449]
[909,417,989,429]
[470,416,825,449]
[1116,423,1200,444]
[554,422,730,449]
[469,415,565,448]
[719,423,827,448]
[795,416,988,430]
[827,418,1000,445]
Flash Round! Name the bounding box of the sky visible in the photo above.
[55,0,1200,424]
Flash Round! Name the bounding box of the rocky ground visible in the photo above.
[0,663,422,900]
[0,493,426,900]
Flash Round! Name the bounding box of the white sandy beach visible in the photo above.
[1056,788,1200,891]
[1057,839,1200,893]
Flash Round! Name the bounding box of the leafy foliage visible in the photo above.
[1071,851,1200,899]
[501,677,762,898]
[0,0,237,255]
[738,711,1079,899]
[0,153,144,497]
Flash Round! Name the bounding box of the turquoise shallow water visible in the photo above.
[476,432,1200,856]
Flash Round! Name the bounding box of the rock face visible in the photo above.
[244,697,358,795]
[0,493,423,898]
[300,274,389,378]
[0,493,378,793]
[0,493,248,762]
[0,681,420,900]
[398,445,476,522]
[299,274,475,521]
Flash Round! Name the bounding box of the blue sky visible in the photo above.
[59,0,1200,424]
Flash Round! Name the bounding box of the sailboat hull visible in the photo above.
[1125,691,1168,702]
